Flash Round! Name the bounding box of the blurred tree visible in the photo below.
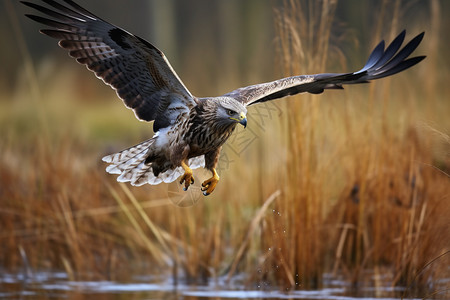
[2,0,448,100]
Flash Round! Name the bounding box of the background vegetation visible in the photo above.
[1,0,449,298]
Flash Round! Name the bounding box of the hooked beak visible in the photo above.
[230,112,247,128]
[239,117,247,128]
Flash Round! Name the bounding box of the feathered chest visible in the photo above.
[184,108,236,153]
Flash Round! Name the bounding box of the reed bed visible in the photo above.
[1,0,449,297]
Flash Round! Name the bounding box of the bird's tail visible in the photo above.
[102,139,205,186]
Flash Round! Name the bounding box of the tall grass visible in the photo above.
[1,0,449,297]
[264,0,450,294]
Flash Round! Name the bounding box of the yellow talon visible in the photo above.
[180,161,194,191]
[201,169,220,196]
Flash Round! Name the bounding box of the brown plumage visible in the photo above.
[23,0,425,195]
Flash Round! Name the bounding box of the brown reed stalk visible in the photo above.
[271,0,449,294]
[269,0,341,289]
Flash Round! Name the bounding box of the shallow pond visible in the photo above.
[1,270,432,300]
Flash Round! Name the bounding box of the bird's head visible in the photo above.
[215,97,248,128]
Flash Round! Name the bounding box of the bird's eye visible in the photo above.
[227,110,235,116]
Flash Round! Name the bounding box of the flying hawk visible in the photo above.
[23,0,425,196]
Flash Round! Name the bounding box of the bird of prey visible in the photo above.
[23,0,425,196]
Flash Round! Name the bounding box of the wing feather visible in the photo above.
[22,0,195,131]
[224,31,425,106]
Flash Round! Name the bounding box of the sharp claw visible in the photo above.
[201,175,219,196]
[180,161,195,192]
[180,173,194,191]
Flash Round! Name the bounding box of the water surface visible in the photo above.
[0,271,426,300]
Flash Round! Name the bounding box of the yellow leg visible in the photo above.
[179,160,194,191]
[201,169,220,196]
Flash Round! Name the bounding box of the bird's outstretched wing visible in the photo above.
[22,0,195,131]
[224,30,425,107]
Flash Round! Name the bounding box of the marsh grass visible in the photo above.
[263,0,450,293]
[1,0,449,297]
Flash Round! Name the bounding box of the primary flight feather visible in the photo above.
[22,0,426,195]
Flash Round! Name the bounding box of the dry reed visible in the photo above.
[265,0,450,294]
